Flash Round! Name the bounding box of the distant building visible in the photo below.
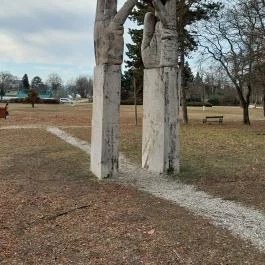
[2,80,58,103]
[5,79,22,96]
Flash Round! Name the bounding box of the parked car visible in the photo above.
[59,98,73,104]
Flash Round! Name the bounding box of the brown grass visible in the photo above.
[1,126,265,264]
[1,103,92,127]
[7,103,264,210]
[46,104,265,210]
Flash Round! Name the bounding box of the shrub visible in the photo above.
[208,96,220,106]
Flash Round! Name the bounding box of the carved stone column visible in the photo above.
[142,67,179,173]
[91,65,121,178]
[141,0,180,173]
[91,0,137,179]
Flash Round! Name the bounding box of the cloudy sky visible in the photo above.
[0,0,132,83]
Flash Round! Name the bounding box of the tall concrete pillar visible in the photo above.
[141,0,180,174]
[91,65,121,179]
[142,67,179,173]
[91,0,137,179]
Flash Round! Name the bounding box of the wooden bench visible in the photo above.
[0,103,8,119]
[203,115,223,124]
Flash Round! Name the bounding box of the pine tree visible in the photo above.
[183,62,194,88]
[122,1,152,101]
[22,74,30,92]
[123,0,222,120]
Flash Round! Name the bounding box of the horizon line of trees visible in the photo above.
[0,72,93,100]
[199,0,265,124]
[122,0,265,125]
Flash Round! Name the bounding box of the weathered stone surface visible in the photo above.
[141,0,178,69]
[91,65,121,179]
[141,12,162,69]
[94,0,137,65]
[141,0,179,174]
[142,67,180,173]
[91,0,137,179]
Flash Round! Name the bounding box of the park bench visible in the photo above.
[0,103,8,119]
[203,115,223,124]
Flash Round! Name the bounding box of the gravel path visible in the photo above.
[6,126,265,253]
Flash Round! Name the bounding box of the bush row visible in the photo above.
[0,98,59,104]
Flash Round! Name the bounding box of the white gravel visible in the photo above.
[117,165,265,253]
[18,126,265,253]
[47,127,91,154]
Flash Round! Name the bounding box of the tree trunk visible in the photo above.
[179,35,188,124]
[0,87,3,101]
[180,81,188,124]
[243,83,251,125]
[243,103,250,125]
[263,98,265,117]
[263,84,265,117]
[133,76,138,126]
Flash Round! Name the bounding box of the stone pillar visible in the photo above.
[91,65,121,179]
[92,0,137,179]
[142,67,180,173]
[141,0,179,174]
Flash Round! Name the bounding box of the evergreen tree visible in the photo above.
[194,72,203,85]
[125,1,153,68]
[121,70,133,100]
[31,76,43,93]
[123,0,222,120]
[176,0,223,54]
[183,62,194,89]
[122,1,152,101]
[22,74,30,92]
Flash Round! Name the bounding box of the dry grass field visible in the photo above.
[60,104,265,210]
[1,102,265,264]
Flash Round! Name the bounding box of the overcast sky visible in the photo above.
[0,0,132,83]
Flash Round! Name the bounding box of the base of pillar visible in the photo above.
[142,67,180,173]
[91,65,121,179]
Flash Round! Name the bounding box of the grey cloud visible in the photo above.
[0,8,94,34]
[0,0,132,79]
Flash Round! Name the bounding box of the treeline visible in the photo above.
[199,0,265,124]
[122,0,265,124]
[0,72,93,100]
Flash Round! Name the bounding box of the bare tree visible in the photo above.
[200,1,264,124]
[28,89,38,108]
[65,79,76,97]
[0,72,14,100]
[46,73,64,99]
[31,76,44,93]
[248,0,265,115]
[176,0,222,124]
[75,76,93,98]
